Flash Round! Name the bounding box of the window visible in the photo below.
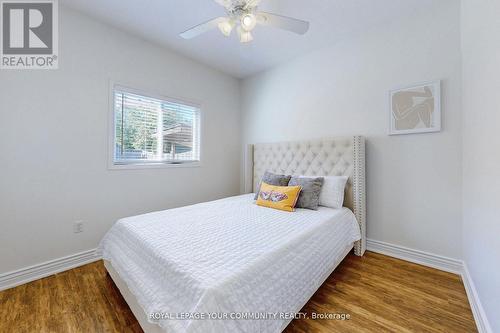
[111,86,200,167]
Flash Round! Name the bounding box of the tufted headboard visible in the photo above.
[246,136,366,256]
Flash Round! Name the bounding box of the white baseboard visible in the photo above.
[367,238,492,333]
[461,263,493,333]
[0,249,100,291]
[367,238,463,274]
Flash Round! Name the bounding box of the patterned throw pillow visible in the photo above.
[288,176,324,210]
[256,182,302,212]
[254,171,292,200]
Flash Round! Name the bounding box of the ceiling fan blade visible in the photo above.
[180,17,226,39]
[256,11,310,35]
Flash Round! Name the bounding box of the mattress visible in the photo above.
[100,194,361,333]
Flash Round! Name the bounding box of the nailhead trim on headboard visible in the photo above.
[352,136,366,255]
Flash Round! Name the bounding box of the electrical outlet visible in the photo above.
[73,220,84,234]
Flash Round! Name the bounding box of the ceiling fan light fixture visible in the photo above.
[240,13,257,31]
[218,19,234,37]
[180,0,310,42]
[237,26,253,43]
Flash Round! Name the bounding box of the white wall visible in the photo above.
[241,1,462,259]
[462,0,500,331]
[0,7,241,274]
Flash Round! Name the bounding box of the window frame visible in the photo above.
[107,82,203,170]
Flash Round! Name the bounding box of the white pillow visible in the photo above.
[300,175,348,209]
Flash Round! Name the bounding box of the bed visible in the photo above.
[101,136,366,333]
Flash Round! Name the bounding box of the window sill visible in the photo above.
[108,161,201,171]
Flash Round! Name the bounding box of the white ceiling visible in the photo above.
[61,0,439,78]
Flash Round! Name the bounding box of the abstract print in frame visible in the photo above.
[389,81,441,135]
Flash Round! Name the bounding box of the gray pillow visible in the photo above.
[254,171,291,200]
[288,176,324,210]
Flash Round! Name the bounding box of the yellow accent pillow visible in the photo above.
[256,182,302,212]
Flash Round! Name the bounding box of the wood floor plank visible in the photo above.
[0,251,477,333]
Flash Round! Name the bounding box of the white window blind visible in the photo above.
[113,87,200,165]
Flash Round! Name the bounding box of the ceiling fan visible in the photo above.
[180,0,310,43]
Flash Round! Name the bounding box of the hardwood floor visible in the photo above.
[0,252,477,333]
[284,252,477,333]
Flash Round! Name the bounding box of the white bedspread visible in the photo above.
[100,194,360,333]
